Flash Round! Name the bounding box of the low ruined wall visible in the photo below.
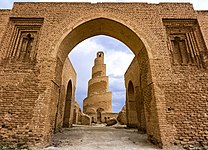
[73,101,81,124]
[101,112,118,123]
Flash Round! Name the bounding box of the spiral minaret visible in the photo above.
[83,51,112,115]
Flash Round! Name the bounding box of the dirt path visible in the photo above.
[42,125,161,150]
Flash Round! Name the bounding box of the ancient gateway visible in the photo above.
[0,2,208,149]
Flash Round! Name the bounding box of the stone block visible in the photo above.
[81,113,91,126]
[106,118,117,126]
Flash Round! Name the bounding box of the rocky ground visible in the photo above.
[40,124,161,150]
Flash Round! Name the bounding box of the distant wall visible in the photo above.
[125,56,146,131]
[54,57,77,130]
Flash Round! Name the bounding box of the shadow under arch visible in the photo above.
[126,80,138,128]
[62,79,73,128]
[52,17,162,147]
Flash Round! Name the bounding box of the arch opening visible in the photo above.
[62,80,73,128]
[96,108,104,123]
[55,18,146,63]
[126,81,138,128]
[69,35,134,113]
[51,17,162,146]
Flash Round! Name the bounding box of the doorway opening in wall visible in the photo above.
[62,80,72,128]
[69,35,134,121]
[51,35,153,149]
[51,18,158,149]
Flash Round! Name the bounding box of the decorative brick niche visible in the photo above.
[163,19,207,68]
[5,18,43,62]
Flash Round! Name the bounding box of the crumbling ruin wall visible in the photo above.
[125,57,139,128]
[72,101,81,124]
[0,10,49,146]
[117,105,127,125]
[101,113,118,123]
[0,8,77,145]
[125,49,162,145]
[0,61,47,146]
[125,57,146,131]
[54,58,77,131]
[158,11,208,148]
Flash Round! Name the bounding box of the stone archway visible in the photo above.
[51,17,162,146]
[0,7,166,147]
[1,3,208,149]
[62,80,73,128]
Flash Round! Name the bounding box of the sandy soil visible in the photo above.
[40,124,162,150]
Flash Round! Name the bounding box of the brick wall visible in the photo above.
[125,57,140,128]
[164,66,208,148]
[55,58,77,130]
[125,56,146,131]
[0,2,208,149]
[125,47,162,146]
[0,61,48,146]
[0,10,10,59]
[125,5,208,149]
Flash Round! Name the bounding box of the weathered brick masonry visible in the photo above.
[0,2,207,149]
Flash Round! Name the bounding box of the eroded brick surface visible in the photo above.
[0,2,207,149]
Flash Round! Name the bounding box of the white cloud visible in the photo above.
[69,38,104,92]
[69,37,105,109]
[105,49,134,110]
[112,91,126,112]
[105,50,134,77]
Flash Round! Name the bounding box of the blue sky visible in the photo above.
[0,1,207,112]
